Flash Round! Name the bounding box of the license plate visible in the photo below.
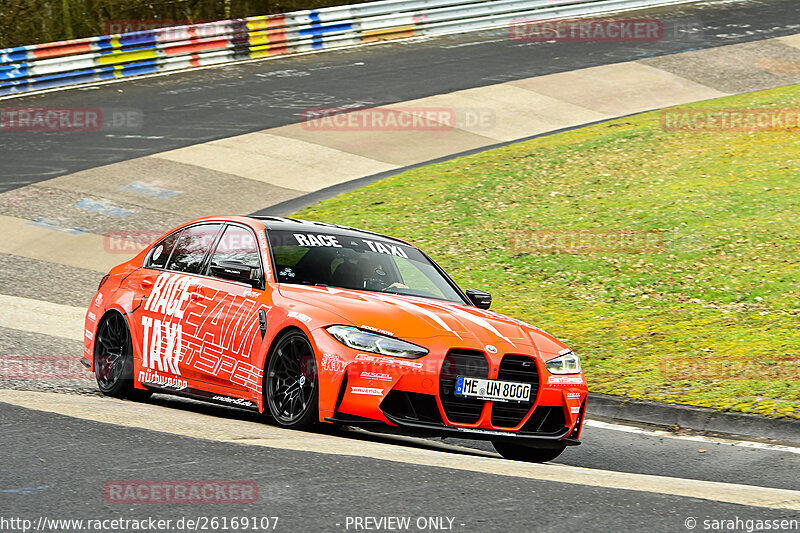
[455,377,531,403]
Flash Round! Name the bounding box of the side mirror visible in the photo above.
[210,260,262,288]
[465,289,492,309]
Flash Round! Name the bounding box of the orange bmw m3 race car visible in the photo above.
[83,216,587,462]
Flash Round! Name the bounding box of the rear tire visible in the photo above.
[94,311,151,401]
[265,330,319,429]
[492,440,566,462]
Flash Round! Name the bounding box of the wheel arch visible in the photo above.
[91,307,133,371]
[260,324,310,392]
[260,324,323,425]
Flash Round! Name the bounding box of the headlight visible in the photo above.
[545,351,581,374]
[326,325,428,359]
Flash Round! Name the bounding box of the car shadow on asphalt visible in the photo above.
[145,392,500,459]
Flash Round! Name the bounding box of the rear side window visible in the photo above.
[146,232,180,269]
[166,224,223,274]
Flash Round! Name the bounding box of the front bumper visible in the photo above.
[323,343,588,444]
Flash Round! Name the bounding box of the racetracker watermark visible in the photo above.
[508,229,664,254]
[0,108,143,132]
[661,108,800,132]
[0,355,87,380]
[104,481,258,505]
[300,107,495,131]
[0,516,279,531]
[104,230,166,254]
[102,19,253,41]
[662,357,800,381]
[510,17,663,42]
[104,19,212,34]
[321,351,533,380]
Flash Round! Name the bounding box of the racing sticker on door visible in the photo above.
[139,272,265,394]
[141,274,189,374]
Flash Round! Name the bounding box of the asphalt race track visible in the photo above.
[0,405,776,533]
[1,0,799,192]
[2,393,799,532]
[1,0,800,531]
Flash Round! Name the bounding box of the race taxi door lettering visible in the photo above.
[140,273,191,375]
[180,283,263,393]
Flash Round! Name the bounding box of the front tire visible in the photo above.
[492,440,566,462]
[265,330,319,429]
[94,311,151,400]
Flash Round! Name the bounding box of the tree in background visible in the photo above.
[62,0,74,39]
[0,0,348,48]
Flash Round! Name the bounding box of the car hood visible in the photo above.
[278,285,568,358]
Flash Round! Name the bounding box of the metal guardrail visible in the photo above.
[0,0,700,97]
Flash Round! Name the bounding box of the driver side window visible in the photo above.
[208,225,263,283]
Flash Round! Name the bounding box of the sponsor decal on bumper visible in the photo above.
[350,386,384,396]
[354,353,423,369]
[547,375,585,386]
[321,353,347,372]
[360,371,393,381]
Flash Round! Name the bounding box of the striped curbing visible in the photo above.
[509,61,727,116]
[0,215,117,273]
[0,294,85,341]
[42,157,306,219]
[152,132,399,192]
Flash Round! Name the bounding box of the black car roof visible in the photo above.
[248,216,415,247]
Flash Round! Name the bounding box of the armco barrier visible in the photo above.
[0,0,701,97]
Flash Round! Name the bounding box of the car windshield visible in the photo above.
[267,230,465,303]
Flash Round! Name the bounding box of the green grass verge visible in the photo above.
[296,84,800,419]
